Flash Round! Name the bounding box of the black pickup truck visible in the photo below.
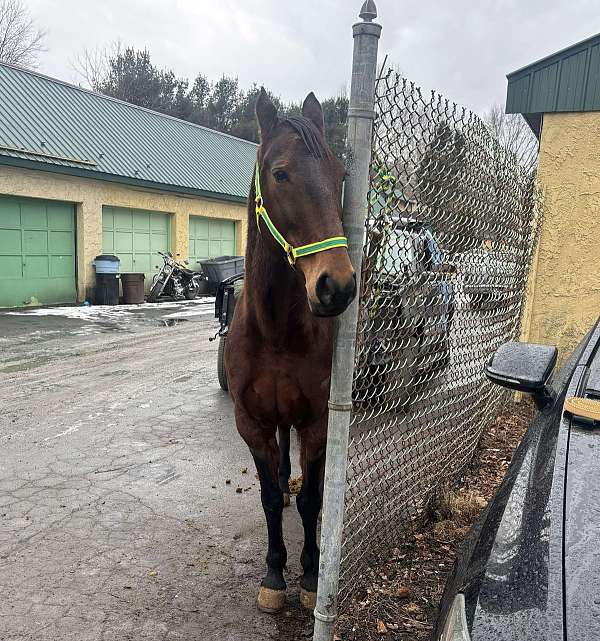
[435,318,600,641]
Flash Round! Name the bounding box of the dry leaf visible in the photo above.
[475,496,488,509]
[377,620,388,634]
[395,585,411,599]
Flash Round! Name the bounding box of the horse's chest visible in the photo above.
[244,358,329,428]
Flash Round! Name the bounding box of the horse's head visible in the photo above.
[255,88,356,317]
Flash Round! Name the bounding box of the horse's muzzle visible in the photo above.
[312,271,357,317]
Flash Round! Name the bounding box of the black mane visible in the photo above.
[282,116,328,159]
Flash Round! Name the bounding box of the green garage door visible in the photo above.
[0,196,76,308]
[189,216,236,272]
[102,206,171,280]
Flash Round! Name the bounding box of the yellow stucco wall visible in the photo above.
[523,111,600,360]
[0,166,248,301]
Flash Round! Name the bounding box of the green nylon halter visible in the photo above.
[254,164,348,266]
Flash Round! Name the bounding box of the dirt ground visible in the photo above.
[336,402,534,641]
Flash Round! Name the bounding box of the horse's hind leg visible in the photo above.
[236,409,287,613]
[296,424,326,611]
[277,426,291,507]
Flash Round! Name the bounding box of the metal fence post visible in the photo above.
[313,3,381,640]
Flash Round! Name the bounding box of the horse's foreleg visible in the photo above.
[253,445,288,612]
[277,426,291,507]
[297,426,326,611]
[236,409,287,613]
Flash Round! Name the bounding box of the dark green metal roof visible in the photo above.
[0,62,257,203]
[506,31,600,137]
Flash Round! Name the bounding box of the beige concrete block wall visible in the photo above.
[523,111,600,360]
[0,166,248,301]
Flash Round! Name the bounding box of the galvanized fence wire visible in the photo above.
[338,68,542,604]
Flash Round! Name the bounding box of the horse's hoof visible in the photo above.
[299,587,317,611]
[257,586,286,613]
[283,493,291,507]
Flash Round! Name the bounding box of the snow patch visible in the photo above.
[162,308,215,319]
[5,298,216,322]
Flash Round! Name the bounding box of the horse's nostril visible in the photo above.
[316,272,357,310]
[316,273,336,307]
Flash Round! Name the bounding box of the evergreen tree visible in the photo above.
[206,76,240,133]
[84,45,349,152]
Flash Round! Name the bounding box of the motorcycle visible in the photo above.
[147,251,207,302]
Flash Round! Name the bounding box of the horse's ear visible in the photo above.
[302,92,324,134]
[256,87,278,140]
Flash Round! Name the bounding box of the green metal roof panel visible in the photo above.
[0,63,257,202]
[505,75,530,114]
[585,44,600,109]
[556,50,588,111]
[506,31,600,118]
[529,62,559,113]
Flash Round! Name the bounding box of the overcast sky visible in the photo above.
[27,0,600,115]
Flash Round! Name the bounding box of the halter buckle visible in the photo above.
[255,203,263,233]
[284,244,296,266]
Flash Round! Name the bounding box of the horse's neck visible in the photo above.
[242,195,315,345]
[244,236,312,344]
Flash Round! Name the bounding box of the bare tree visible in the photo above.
[72,42,121,91]
[483,103,539,173]
[0,0,46,68]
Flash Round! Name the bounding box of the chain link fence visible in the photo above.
[338,68,542,604]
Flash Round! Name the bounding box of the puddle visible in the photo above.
[0,355,53,374]
[0,298,216,341]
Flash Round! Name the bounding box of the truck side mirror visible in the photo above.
[485,342,558,410]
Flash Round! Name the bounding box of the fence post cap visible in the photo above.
[359,0,377,21]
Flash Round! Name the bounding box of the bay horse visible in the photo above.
[225,88,356,613]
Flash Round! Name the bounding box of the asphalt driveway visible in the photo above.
[0,304,310,640]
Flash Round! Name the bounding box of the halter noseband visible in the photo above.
[254,163,348,266]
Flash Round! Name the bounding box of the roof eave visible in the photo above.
[0,156,248,205]
[505,30,600,134]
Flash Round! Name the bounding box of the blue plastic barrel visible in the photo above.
[93,254,120,274]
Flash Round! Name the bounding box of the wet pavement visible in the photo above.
[0,298,218,374]
[0,302,311,640]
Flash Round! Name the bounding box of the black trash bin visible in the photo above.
[121,273,145,304]
[95,273,119,305]
[93,254,120,305]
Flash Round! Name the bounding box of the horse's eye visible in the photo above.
[273,170,288,183]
